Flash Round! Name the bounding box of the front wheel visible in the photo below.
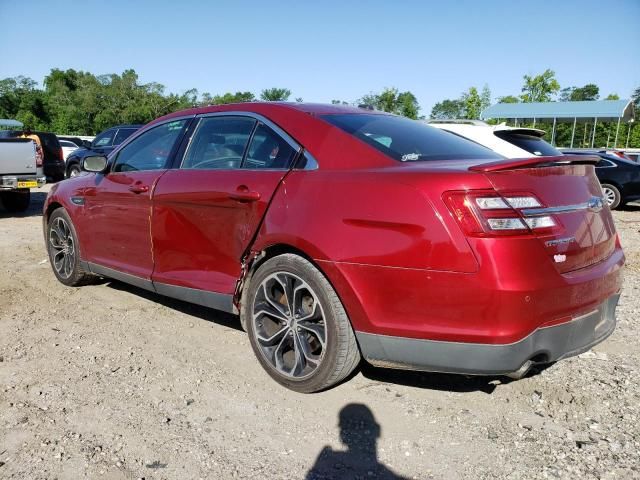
[46,208,93,286]
[242,254,360,393]
[601,184,621,210]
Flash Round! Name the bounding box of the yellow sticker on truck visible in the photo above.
[17,181,38,188]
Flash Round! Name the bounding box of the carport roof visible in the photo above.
[481,99,634,121]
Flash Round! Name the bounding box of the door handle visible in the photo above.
[129,184,149,194]
[229,185,261,203]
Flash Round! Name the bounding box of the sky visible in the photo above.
[0,0,638,114]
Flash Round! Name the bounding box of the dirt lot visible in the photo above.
[1,185,639,480]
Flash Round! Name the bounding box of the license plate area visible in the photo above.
[17,181,38,188]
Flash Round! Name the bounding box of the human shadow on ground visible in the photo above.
[305,403,410,480]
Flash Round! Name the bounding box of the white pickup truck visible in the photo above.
[0,137,46,212]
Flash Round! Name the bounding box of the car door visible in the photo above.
[81,118,189,280]
[151,114,300,294]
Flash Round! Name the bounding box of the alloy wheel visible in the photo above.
[49,217,76,279]
[602,187,616,207]
[252,272,326,379]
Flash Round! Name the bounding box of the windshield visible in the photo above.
[321,114,501,162]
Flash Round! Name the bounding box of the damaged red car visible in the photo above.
[43,103,624,392]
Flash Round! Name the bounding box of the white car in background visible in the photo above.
[426,120,561,158]
[59,139,80,160]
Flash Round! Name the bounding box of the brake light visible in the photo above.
[35,145,43,167]
[59,147,64,162]
[443,190,556,237]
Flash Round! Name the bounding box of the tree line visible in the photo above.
[0,67,637,147]
[431,69,639,148]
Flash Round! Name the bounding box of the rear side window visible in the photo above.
[113,128,138,146]
[182,116,256,170]
[244,123,298,169]
[493,131,561,157]
[321,114,500,162]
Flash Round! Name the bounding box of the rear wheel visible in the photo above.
[243,254,360,393]
[46,208,93,286]
[601,184,621,210]
[0,189,30,213]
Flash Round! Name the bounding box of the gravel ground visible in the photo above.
[0,186,639,480]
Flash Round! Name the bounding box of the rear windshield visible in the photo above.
[321,114,501,162]
[493,131,560,157]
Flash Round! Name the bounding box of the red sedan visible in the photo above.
[43,103,624,392]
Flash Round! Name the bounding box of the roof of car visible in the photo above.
[151,102,385,126]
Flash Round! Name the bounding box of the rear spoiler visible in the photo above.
[469,155,601,173]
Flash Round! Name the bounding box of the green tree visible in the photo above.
[430,99,464,119]
[204,91,255,105]
[260,87,291,101]
[461,86,483,119]
[358,88,420,119]
[631,85,640,111]
[520,69,560,102]
[605,93,620,100]
[480,84,491,113]
[497,95,519,103]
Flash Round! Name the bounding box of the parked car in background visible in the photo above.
[0,130,65,182]
[59,139,80,160]
[427,120,562,158]
[64,125,141,177]
[0,138,46,212]
[58,136,91,149]
[560,150,640,209]
[43,103,623,392]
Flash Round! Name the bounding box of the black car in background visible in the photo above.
[64,124,141,177]
[563,150,640,209]
[0,130,65,181]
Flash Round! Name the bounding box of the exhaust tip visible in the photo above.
[505,360,534,380]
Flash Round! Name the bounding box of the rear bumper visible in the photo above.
[357,293,619,375]
[0,175,46,189]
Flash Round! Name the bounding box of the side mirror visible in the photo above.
[82,155,108,173]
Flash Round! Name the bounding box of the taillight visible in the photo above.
[59,147,64,162]
[443,190,556,237]
[35,145,43,167]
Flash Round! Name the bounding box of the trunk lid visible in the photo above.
[474,155,617,273]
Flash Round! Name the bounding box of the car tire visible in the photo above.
[46,208,94,286]
[0,189,30,213]
[601,184,621,210]
[67,163,81,178]
[242,254,360,393]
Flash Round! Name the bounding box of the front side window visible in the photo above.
[112,120,187,172]
[113,128,138,146]
[182,116,256,170]
[322,114,500,162]
[244,123,297,169]
[93,130,114,148]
